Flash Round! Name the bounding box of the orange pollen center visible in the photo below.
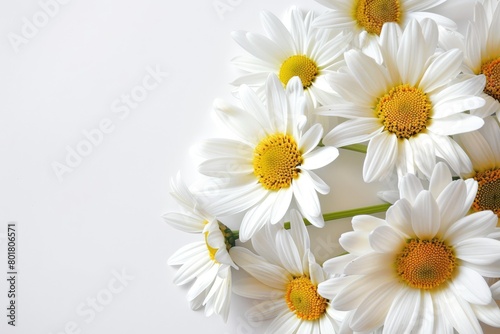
[396,238,456,290]
[285,276,328,320]
[253,133,303,191]
[473,168,500,217]
[481,57,500,102]
[376,84,432,139]
[354,0,401,35]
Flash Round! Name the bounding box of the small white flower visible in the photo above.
[163,173,237,321]
[313,0,456,60]
[439,0,500,119]
[231,7,351,112]
[230,210,344,333]
[320,19,485,182]
[455,116,500,224]
[318,163,500,333]
[197,74,338,242]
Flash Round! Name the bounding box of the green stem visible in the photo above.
[340,144,367,154]
[284,203,391,229]
[230,203,391,240]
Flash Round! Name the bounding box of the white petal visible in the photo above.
[369,225,405,253]
[444,210,497,245]
[471,299,500,328]
[386,198,414,237]
[436,286,483,334]
[411,190,440,239]
[455,238,500,266]
[383,288,421,334]
[452,266,492,305]
[344,252,394,275]
[299,123,323,155]
[397,20,426,87]
[162,212,204,232]
[345,49,390,97]
[267,310,301,333]
[293,172,321,217]
[363,132,398,182]
[350,281,402,332]
[322,118,383,148]
[399,173,424,204]
[276,229,303,275]
[419,49,462,92]
[436,180,468,236]
[302,146,338,170]
[408,133,436,179]
[428,161,453,199]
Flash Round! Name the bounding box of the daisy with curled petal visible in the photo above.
[162,173,237,321]
[231,6,352,111]
[230,209,345,333]
[319,19,486,182]
[318,163,500,333]
[439,0,500,119]
[455,116,500,225]
[197,74,339,242]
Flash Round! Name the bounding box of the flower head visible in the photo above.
[313,0,456,60]
[163,174,237,321]
[439,0,500,119]
[320,19,485,182]
[231,7,351,112]
[318,163,500,333]
[456,116,500,224]
[230,210,344,333]
[197,74,338,242]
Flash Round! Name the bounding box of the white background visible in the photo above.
[0,0,498,333]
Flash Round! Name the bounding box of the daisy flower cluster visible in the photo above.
[163,0,500,332]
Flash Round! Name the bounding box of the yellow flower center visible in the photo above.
[396,238,457,290]
[279,55,319,89]
[376,84,432,139]
[354,0,401,35]
[253,133,303,191]
[285,276,328,320]
[473,168,500,217]
[481,57,500,102]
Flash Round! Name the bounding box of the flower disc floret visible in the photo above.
[253,133,303,191]
[396,238,457,290]
[285,276,328,320]
[481,57,500,102]
[354,0,401,35]
[376,84,431,139]
[279,55,319,88]
[473,168,500,216]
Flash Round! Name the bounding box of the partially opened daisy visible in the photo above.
[455,116,500,224]
[230,210,344,333]
[439,0,500,119]
[320,19,486,182]
[163,174,237,321]
[313,0,456,58]
[231,7,351,111]
[197,74,338,242]
[318,163,500,333]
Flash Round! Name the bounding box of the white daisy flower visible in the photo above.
[455,116,500,223]
[231,7,351,111]
[439,0,500,119]
[197,74,339,242]
[320,19,486,182]
[318,163,500,333]
[162,173,237,321]
[230,210,344,333]
[313,0,456,60]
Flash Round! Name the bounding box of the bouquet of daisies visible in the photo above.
[163,0,500,332]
